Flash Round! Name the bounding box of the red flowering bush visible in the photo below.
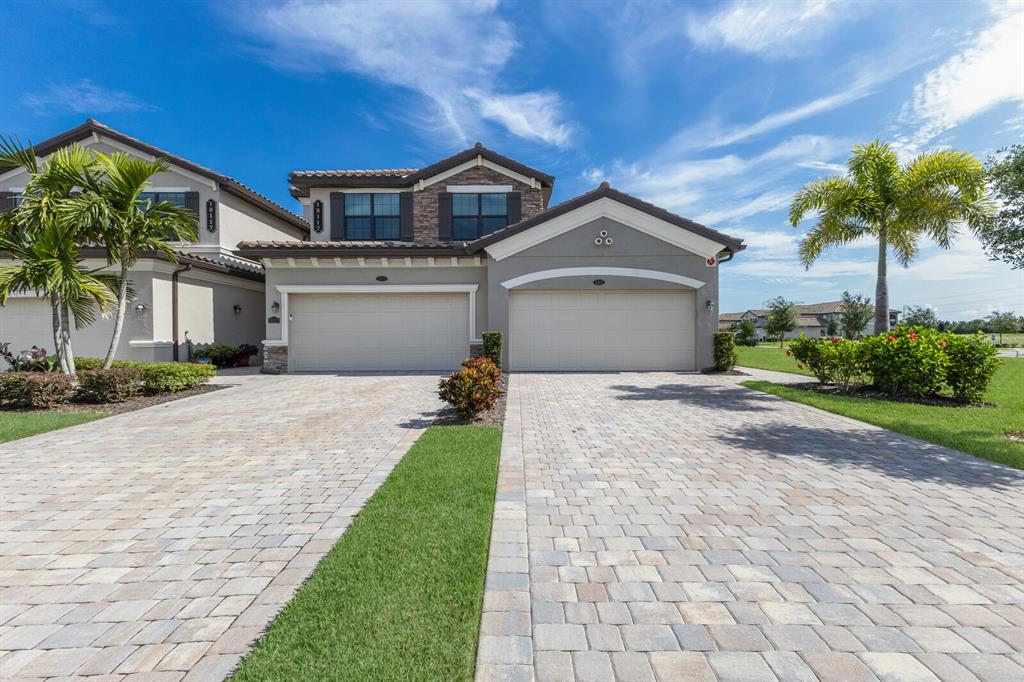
[438,357,501,417]
[859,325,947,397]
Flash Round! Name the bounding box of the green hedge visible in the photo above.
[141,362,216,393]
[713,331,737,371]
[481,331,503,367]
[76,368,143,403]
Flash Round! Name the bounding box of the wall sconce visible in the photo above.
[271,301,280,313]
[233,304,242,315]
[134,302,147,315]
[705,300,715,312]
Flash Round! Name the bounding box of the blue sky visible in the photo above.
[3,0,1022,319]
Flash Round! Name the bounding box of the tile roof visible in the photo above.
[290,169,417,178]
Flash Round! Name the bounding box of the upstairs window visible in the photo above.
[452,193,507,240]
[138,191,187,209]
[345,193,400,240]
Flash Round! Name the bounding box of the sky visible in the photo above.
[2,0,1022,320]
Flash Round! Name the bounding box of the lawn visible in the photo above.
[232,425,502,682]
[0,412,105,443]
[737,345,813,376]
[742,358,1024,471]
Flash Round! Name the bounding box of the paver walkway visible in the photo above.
[477,373,1024,682]
[0,373,441,680]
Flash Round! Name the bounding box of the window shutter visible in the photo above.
[184,192,200,224]
[399,191,414,241]
[330,192,344,240]
[507,191,522,225]
[0,192,12,213]
[437,192,453,241]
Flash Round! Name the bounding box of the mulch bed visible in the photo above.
[787,381,994,408]
[703,368,749,376]
[433,373,508,427]
[1,384,225,416]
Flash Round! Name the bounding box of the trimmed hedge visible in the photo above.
[141,362,216,393]
[712,331,737,371]
[438,357,501,417]
[481,331,503,367]
[0,373,77,408]
[944,333,1000,404]
[76,368,143,403]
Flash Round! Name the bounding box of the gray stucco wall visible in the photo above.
[485,217,721,370]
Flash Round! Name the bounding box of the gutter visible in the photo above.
[171,263,192,361]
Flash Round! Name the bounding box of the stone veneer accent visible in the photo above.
[412,166,547,242]
[262,343,288,374]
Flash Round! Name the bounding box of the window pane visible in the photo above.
[137,192,154,208]
[481,216,507,235]
[453,217,478,240]
[373,193,400,216]
[157,192,186,208]
[345,193,371,216]
[481,193,507,215]
[375,216,400,239]
[452,193,478,216]
[345,216,372,240]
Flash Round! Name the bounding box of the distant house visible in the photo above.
[719,301,900,340]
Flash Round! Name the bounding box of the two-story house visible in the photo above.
[0,120,308,362]
[719,302,901,339]
[236,144,745,372]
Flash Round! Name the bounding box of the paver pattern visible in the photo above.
[477,372,1024,682]
[0,373,440,680]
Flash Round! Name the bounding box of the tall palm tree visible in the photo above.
[67,152,197,368]
[790,141,992,334]
[0,140,116,374]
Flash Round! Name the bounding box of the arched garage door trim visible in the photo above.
[500,267,705,290]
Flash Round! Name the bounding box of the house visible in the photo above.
[720,301,901,340]
[0,120,307,362]
[236,144,745,372]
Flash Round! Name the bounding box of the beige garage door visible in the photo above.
[0,297,115,358]
[510,289,695,371]
[289,293,469,371]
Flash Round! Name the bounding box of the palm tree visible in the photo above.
[67,152,197,368]
[0,140,116,374]
[790,141,992,334]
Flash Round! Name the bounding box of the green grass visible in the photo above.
[741,358,1024,470]
[737,345,814,376]
[232,425,503,682]
[0,412,105,443]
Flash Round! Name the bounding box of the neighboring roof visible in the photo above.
[3,119,309,236]
[288,142,555,196]
[469,182,746,254]
[75,248,265,281]
[797,315,827,327]
[718,312,745,322]
[737,303,901,320]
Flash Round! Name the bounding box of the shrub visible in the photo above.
[944,333,999,404]
[194,343,239,368]
[75,357,144,370]
[0,372,76,408]
[481,331,503,367]
[438,357,501,417]
[712,331,737,371]
[140,362,216,393]
[76,368,143,403]
[859,325,947,397]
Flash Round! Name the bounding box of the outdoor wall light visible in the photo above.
[706,300,715,312]
[233,304,242,315]
[134,302,147,315]
[271,301,280,313]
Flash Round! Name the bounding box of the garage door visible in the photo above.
[509,290,695,371]
[0,297,115,358]
[289,293,469,371]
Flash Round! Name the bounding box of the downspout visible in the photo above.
[717,250,736,264]
[171,264,192,361]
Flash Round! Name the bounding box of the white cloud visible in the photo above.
[686,0,849,59]
[695,190,792,225]
[898,1,1024,151]
[23,80,154,115]
[233,0,575,147]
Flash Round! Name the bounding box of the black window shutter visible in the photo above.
[507,191,522,225]
[184,192,200,224]
[330,192,344,240]
[0,191,12,213]
[399,191,414,241]
[437,192,453,241]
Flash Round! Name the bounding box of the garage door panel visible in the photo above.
[510,290,694,371]
[290,293,468,371]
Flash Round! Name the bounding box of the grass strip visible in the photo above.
[232,424,502,682]
[0,412,105,443]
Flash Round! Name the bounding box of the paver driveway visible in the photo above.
[478,373,1024,682]
[0,373,441,680]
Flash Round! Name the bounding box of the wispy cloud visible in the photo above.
[686,0,852,59]
[23,80,154,115]
[232,0,575,148]
[897,1,1024,152]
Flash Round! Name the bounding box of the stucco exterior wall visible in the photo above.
[174,270,265,361]
[216,191,306,250]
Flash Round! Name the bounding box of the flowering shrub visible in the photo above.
[713,331,737,371]
[943,333,999,404]
[438,357,501,417]
[859,325,947,397]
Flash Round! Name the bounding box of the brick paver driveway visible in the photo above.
[478,373,1024,682]
[0,373,440,680]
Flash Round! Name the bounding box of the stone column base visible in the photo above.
[262,343,288,374]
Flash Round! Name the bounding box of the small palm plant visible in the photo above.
[790,141,992,334]
[67,152,198,368]
[0,140,116,374]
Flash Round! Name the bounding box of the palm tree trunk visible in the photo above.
[51,294,70,375]
[60,301,76,375]
[103,261,130,369]
[873,222,890,335]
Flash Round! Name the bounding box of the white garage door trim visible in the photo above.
[501,267,705,290]
[275,284,479,344]
[510,289,696,371]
